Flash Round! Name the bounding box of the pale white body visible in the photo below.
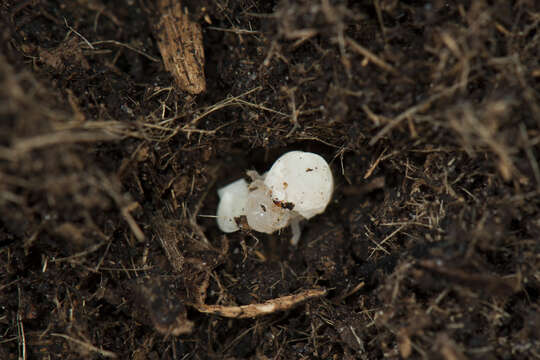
[216,151,333,245]
[216,179,249,233]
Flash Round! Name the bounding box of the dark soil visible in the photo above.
[1,0,539,359]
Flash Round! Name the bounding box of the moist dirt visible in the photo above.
[1,0,539,359]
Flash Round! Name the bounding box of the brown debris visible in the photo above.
[153,0,206,94]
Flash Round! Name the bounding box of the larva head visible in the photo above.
[264,151,333,219]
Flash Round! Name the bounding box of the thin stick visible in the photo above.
[187,86,262,128]
[346,37,401,77]
[91,40,160,62]
[520,123,540,189]
[369,224,407,258]
[17,286,26,360]
[207,26,260,35]
[49,242,105,263]
[64,18,94,49]
[51,333,117,358]
[364,147,387,179]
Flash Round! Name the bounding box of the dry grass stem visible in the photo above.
[51,333,117,358]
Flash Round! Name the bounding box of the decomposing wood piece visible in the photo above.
[194,288,327,318]
[153,0,206,94]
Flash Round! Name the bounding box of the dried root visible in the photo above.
[194,288,327,318]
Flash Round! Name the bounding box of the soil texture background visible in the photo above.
[1,0,539,359]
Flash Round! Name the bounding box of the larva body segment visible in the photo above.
[245,180,291,234]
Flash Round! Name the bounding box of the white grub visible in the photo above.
[216,151,333,245]
[264,151,333,219]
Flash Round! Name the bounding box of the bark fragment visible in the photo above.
[154,0,206,94]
